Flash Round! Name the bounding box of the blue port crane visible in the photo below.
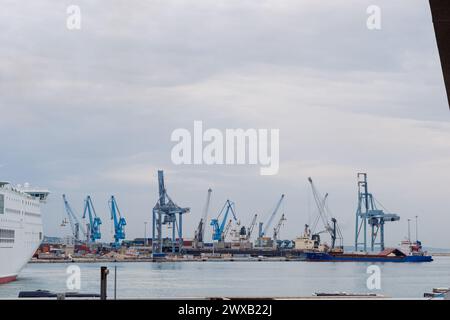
[62,194,87,241]
[210,200,238,242]
[82,195,102,242]
[109,195,126,247]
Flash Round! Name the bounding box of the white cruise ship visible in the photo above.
[0,181,49,284]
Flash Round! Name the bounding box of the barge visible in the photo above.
[303,249,433,262]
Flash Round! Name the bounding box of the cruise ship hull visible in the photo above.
[0,224,43,284]
[0,275,17,284]
[0,182,48,284]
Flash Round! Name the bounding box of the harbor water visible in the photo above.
[1,257,449,299]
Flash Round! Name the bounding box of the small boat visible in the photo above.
[314,292,383,298]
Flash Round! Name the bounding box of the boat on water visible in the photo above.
[0,181,49,284]
[303,247,433,263]
[297,174,433,263]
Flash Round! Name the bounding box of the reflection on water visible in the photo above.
[1,257,449,298]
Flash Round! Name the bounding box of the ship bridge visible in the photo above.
[23,190,50,202]
[18,183,50,202]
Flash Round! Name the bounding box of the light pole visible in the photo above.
[144,222,148,246]
[407,219,411,243]
[415,215,419,243]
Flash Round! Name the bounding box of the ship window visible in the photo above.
[0,194,4,214]
[0,228,15,243]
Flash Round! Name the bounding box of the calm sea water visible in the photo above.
[1,257,449,299]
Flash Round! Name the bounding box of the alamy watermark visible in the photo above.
[366,265,381,290]
[66,5,81,30]
[367,5,382,30]
[170,121,280,175]
[66,265,81,290]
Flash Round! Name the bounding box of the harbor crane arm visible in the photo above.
[309,178,331,231]
[246,214,258,240]
[195,188,212,243]
[273,214,287,241]
[62,194,86,241]
[261,194,285,237]
[220,200,237,230]
[223,219,233,240]
[308,177,343,249]
[311,193,329,234]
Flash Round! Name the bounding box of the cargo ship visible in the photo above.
[303,246,433,263]
[0,181,49,284]
[298,174,433,263]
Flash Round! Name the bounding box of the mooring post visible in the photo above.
[56,293,65,300]
[114,265,117,300]
[100,266,109,300]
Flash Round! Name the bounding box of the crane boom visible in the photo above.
[273,213,287,241]
[246,214,258,240]
[195,188,212,244]
[109,195,126,247]
[223,219,233,240]
[62,194,86,241]
[308,177,331,232]
[261,194,285,237]
[308,177,343,249]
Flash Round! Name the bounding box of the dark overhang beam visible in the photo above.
[430,0,450,108]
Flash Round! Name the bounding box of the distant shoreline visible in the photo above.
[28,253,450,264]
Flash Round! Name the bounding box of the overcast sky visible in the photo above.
[1,0,449,248]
